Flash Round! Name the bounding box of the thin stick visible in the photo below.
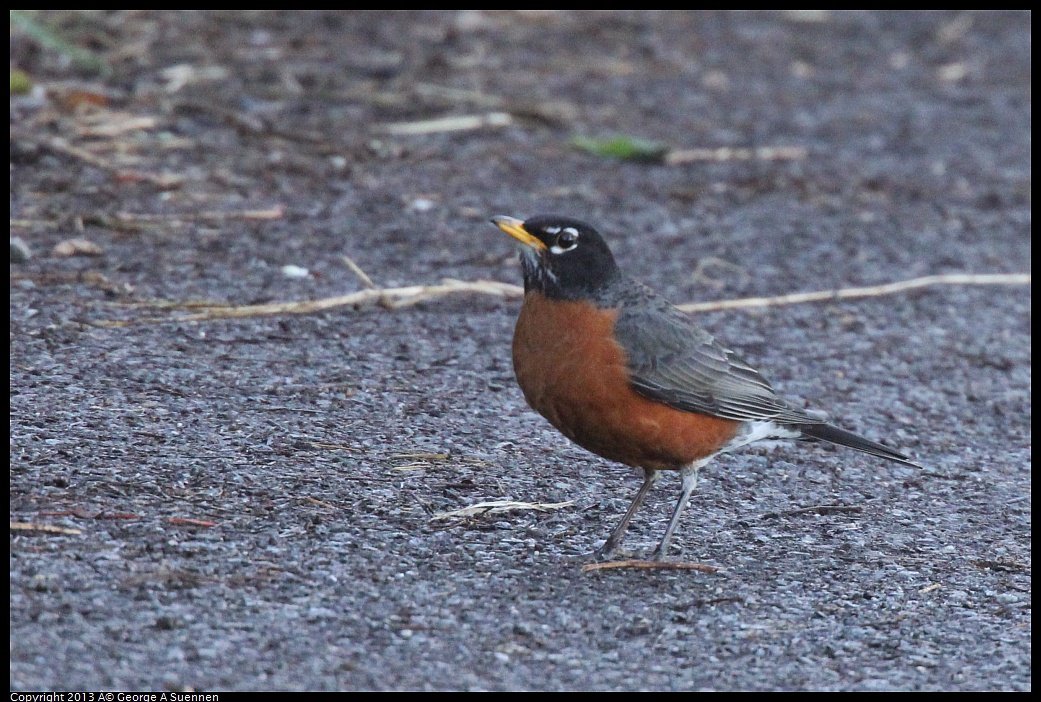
[341,255,377,290]
[677,273,1031,312]
[77,114,158,138]
[10,522,83,535]
[431,500,573,521]
[582,560,722,573]
[665,145,808,165]
[114,207,285,222]
[98,272,1028,326]
[382,112,512,136]
[97,279,524,326]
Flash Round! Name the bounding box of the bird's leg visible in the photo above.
[651,459,707,561]
[594,468,660,561]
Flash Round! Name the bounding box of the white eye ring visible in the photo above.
[549,227,579,254]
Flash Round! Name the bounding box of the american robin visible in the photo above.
[490,214,920,562]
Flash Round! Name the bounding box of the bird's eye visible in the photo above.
[552,227,579,253]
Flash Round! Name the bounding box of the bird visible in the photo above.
[490,214,920,562]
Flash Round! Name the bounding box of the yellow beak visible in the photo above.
[490,215,547,250]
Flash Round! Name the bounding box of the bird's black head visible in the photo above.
[490,214,621,300]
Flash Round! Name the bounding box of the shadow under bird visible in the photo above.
[491,214,920,562]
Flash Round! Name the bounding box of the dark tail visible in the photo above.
[799,423,921,468]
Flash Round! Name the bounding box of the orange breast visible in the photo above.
[512,293,740,471]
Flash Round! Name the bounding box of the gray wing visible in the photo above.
[611,284,819,425]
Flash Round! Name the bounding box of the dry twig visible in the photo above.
[665,145,808,165]
[677,273,1031,312]
[97,279,523,326]
[10,522,82,536]
[114,207,285,223]
[97,272,1028,326]
[431,500,573,521]
[582,560,722,573]
[341,255,377,290]
[382,112,512,135]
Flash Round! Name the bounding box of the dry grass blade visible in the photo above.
[582,560,722,573]
[342,255,377,290]
[665,145,808,165]
[76,112,158,138]
[115,207,285,223]
[382,112,512,135]
[10,521,83,535]
[431,500,573,521]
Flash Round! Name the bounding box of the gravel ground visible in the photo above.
[10,11,1030,691]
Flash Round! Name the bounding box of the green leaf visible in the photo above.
[570,134,669,163]
[10,11,110,76]
[10,68,32,94]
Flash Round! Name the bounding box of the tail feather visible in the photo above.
[799,423,920,468]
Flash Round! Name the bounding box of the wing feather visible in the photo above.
[611,283,819,425]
